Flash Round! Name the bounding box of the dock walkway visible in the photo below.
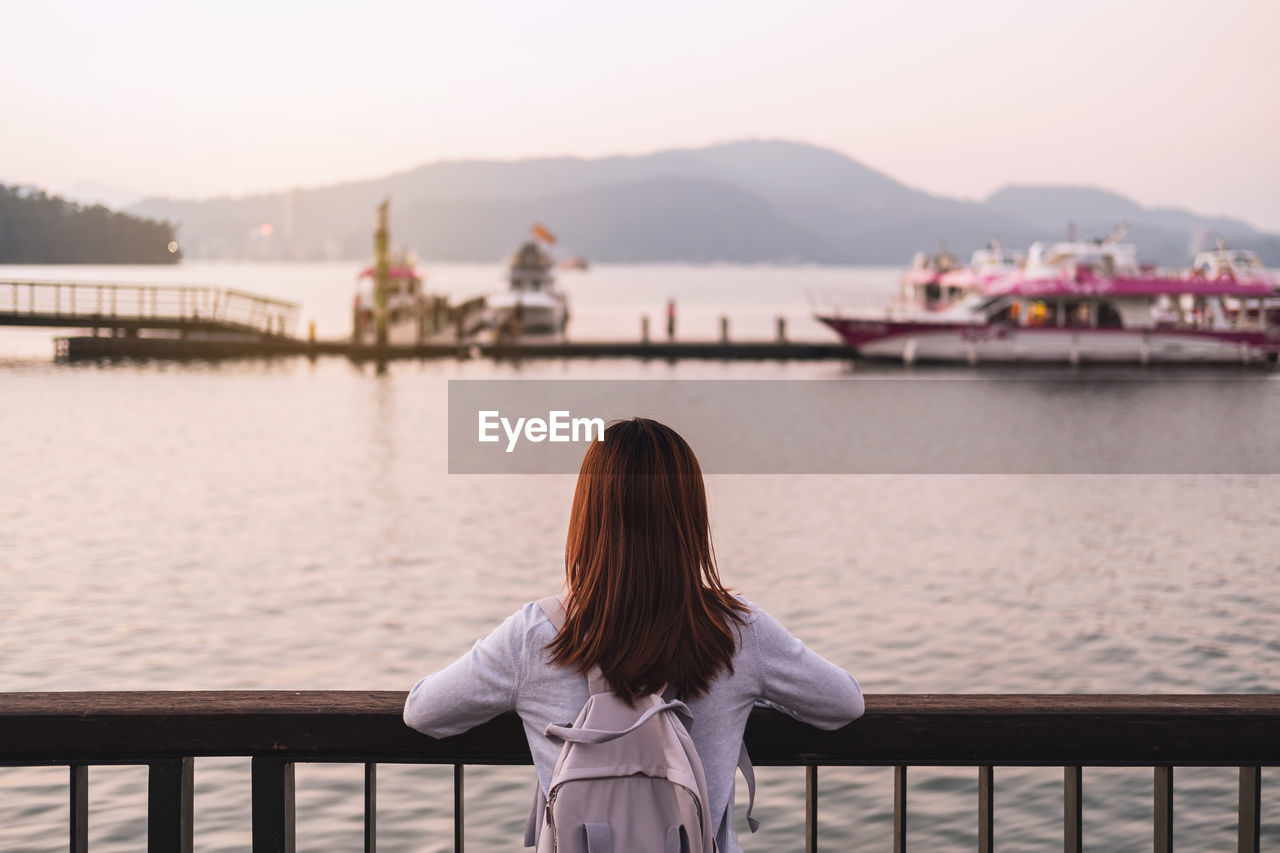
[54,334,851,361]
[1,280,299,338]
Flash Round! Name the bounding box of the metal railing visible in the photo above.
[0,280,299,336]
[0,692,1276,852]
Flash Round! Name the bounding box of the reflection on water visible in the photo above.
[1,264,1278,850]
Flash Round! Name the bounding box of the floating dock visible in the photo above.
[54,334,852,362]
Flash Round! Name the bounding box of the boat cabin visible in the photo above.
[1190,249,1271,282]
[909,249,958,274]
[902,249,962,308]
[508,242,555,292]
[967,280,1273,334]
[968,246,1026,272]
[1023,241,1140,281]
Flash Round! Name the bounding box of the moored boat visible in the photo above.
[487,228,570,337]
[819,240,1279,364]
[352,253,450,345]
[351,201,471,345]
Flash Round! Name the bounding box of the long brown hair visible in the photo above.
[547,417,747,703]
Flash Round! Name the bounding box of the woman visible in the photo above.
[404,418,863,852]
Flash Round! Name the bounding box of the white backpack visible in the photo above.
[527,596,718,853]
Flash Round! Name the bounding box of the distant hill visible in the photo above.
[0,185,180,264]
[128,141,1280,265]
[983,185,1280,263]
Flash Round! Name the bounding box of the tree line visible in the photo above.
[0,185,180,263]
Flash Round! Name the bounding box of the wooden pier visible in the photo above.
[53,334,853,362]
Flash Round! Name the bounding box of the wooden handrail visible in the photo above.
[2,691,1277,765]
[2,692,1275,852]
[0,280,299,336]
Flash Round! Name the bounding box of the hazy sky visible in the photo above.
[4,0,1279,228]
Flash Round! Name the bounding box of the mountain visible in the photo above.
[398,176,842,263]
[0,185,180,264]
[128,141,1280,265]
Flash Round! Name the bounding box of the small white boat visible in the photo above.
[488,239,569,336]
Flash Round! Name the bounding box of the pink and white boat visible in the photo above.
[819,240,1280,364]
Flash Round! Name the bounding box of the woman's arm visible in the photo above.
[749,607,864,729]
[403,608,526,739]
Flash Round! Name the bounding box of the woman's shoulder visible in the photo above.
[730,594,765,625]
[510,596,564,642]
[467,599,561,653]
[728,597,813,651]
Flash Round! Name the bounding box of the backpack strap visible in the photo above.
[535,595,567,630]
[536,595,608,695]
[584,823,612,852]
[545,697,691,743]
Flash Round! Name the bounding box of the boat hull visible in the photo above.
[487,293,568,335]
[818,316,1278,364]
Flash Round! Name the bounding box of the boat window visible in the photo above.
[1096,301,1122,328]
[1025,300,1051,327]
[988,301,1020,324]
[975,294,1006,314]
[1062,301,1088,328]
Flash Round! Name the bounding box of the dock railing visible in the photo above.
[0,280,299,336]
[1,692,1276,852]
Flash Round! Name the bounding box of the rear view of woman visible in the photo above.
[404,418,864,851]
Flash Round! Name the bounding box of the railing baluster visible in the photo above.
[1064,766,1082,853]
[805,764,818,853]
[70,764,88,853]
[148,758,193,853]
[454,764,465,853]
[1238,766,1260,853]
[979,765,993,853]
[1154,767,1172,853]
[251,757,295,853]
[364,762,377,853]
[893,765,907,853]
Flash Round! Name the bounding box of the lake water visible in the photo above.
[1,262,1277,850]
